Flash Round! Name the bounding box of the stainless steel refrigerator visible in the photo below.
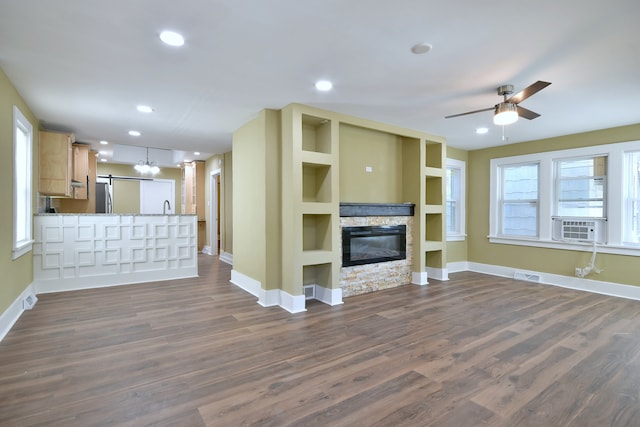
[95,182,112,213]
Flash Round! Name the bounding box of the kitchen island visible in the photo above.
[33,214,198,294]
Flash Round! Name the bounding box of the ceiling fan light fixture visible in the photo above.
[493,102,518,126]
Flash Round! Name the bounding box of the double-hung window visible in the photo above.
[446,158,466,241]
[499,162,539,237]
[624,151,640,244]
[490,140,640,255]
[555,155,606,218]
[13,106,33,259]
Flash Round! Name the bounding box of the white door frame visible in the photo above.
[210,169,221,256]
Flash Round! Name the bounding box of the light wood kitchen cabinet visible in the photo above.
[182,160,206,250]
[182,161,205,220]
[56,150,98,213]
[72,143,90,199]
[39,131,74,197]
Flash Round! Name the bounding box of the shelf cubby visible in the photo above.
[302,214,332,252]
[426,250,445,269]
[425,141,443,169]
[303,263,332,288]
[425,213,443,243]
[302,163,332,203]
[302,114,332,154]
[425,176,443,206]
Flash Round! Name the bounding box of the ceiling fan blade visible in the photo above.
[445,106,494,119]
[517,105,541,120]
[507,80,551,104]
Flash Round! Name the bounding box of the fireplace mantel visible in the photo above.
[339,203,415,217]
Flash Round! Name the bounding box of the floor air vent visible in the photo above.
[23,294,37,310]
[514,272,541,283]
[303,285,315,300]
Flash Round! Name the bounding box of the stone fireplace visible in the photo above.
[342,225,406,267]
[340,203,414,297]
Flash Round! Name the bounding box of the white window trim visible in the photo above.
[446,158,466,241]
[489,139,640,257]
[13,106,34,260]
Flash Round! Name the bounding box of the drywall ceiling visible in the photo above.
[0,0,638,161]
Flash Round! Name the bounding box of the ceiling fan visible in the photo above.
[445,80,551,125]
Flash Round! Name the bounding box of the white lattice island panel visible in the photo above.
[33,214,198,293]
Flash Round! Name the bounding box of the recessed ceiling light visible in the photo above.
[129,130,141,136]
[411,42,433,54]
[476,127,489,134]
[137,105,154,113]
[99,140,109,145]
[160,30,185,47]
[194,151,200,156]
[315,80,333,91]
[99,150,108,155]
[101,158,107,162]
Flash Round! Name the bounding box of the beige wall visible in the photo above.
[467,123,640,286]
[223,151,233,254]
[96,163,182,214]
[232,110,281,289]
[446,146,469,263]
[232,112,269,285]
[0,68,39,315]
[339,124,404,203]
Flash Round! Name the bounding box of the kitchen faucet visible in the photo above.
[163,200,171,214]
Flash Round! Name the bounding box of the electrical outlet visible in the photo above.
[365,166,373,173]
[575,267,582,277]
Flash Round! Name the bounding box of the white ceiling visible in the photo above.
[1,0,639,161]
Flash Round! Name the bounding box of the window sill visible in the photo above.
[447,234,467,242]
[12,240,33,260]
[488,235,640,256]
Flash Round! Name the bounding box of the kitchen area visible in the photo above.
[34,130,205,294]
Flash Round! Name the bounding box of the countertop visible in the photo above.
[35,213,197,216]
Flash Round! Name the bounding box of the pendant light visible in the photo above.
[134,147,160,174]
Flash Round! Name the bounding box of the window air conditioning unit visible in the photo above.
[552,217,606,244]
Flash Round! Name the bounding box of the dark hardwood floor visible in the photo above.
[2,255,640,426]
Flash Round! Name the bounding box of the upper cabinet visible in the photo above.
[39,131,74,197]
[72,143,90,200]
[39,131,90,199]
[182,160,206,251]
[181,160,205,220]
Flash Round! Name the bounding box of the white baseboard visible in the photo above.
[230,270,262,298]
[314,285,344,306]
[465,262,640,301]
[447,261,470,274]
[426,267,449,281]
[0,284,37,343]
[279,291,307,313]
[219,251,233,265]
[35,268,198,295]
[412,271,429,286]
[231,269,307,313]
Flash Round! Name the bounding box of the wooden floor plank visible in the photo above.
[2,256,640,426]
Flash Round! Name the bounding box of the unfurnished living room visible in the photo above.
[1,1,640,426]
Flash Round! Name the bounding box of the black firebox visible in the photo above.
[342,225,406,267]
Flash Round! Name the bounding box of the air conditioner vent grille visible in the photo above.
[562,220,595,241]
[552,217,606,243]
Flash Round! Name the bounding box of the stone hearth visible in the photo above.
[340,203,414,297]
